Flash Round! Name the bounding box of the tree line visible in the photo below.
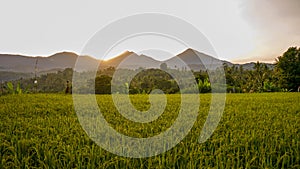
[223,47,299,93]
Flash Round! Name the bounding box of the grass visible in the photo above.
[0,93,299,168]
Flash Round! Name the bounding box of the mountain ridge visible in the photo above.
[0,48,274,75]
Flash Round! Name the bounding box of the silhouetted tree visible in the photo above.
[95,75,112,94]
[275,47,300,91]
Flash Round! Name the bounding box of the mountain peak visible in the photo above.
[49,51,78,58]
[104,50,137,62]
[185,48,195,52]
[177,48,197,57]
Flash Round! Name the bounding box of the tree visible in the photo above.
[253,61,269,92]
[275,47,300,91]
[198,78,211,93]
[243,62,270,92]
[95,75,112,94]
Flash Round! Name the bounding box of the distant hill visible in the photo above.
[100,49,245,71]
[0,52,98,73]
[0,49,275,81]
[165,48,226,71]
[100,51,161,69]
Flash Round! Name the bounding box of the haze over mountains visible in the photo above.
[0,48,274,81]
[0,52,96,73]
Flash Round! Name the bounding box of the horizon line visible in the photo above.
[0,48,277,64]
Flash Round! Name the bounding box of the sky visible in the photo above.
[0,0,299,63]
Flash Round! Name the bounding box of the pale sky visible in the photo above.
[0,0,299,63]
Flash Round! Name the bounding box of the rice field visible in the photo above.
[0,93,299,168]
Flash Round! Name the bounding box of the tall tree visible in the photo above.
[94,75,112,94]
[275,47,300,91]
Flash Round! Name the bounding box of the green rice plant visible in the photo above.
[0,93,299,168]
[5,82,23,94]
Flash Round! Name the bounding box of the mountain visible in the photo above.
[165,48,225,71]
[0,49,275,81]
[164,49,274,71]
[100,51,161,69]
[100,49,225,70]
[0,52,99,73]
[0,54,37,72]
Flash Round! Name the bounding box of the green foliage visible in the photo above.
[275,47,300,91]
[5,82,23,94]
[94,75,112,94]
[198,78,211,93]
[263,81,278,92]
[13,68,74,93]
[6,82,14,94]
[128,69,180,94]
[0,93,299,168]
[223,61,281,93]
[16,83,22,94]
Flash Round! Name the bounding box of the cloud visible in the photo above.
[237,0,300,62]
[240,0,300,30]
